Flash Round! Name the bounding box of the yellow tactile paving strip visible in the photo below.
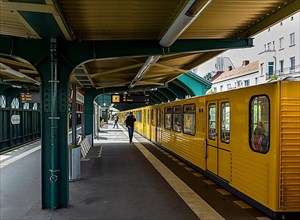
[120,127,224,220]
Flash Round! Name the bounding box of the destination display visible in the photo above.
[111,94,149,104]
[20,92,40,103]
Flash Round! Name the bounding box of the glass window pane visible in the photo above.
[183,104,196,135]
[221,102,230,143]
[250,96,270,153]
[208,104,216,140]
[172,105,182,132]
[164,107,172,129]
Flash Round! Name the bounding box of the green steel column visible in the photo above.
[50,38,59,209]
[39,39,70,209]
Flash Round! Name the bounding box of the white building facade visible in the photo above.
[209,12,299,93]
[259,13,300,80]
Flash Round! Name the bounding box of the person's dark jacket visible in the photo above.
[125,115,136,128]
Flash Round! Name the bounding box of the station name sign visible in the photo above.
[111,94,149,104]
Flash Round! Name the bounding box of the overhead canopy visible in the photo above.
[0,0,299,97]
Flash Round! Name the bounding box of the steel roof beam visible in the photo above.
[0,36,253,70]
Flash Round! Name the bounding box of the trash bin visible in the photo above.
[69,144,81,181]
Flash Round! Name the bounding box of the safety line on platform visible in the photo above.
[0,145,41,169]
[119,125,224,220]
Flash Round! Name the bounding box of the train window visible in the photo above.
[250,95,270,153]
[183,104,196,135]
[136,110,142,122]
[172,105,182,132]
[147,109,150,125]
[151,109,155,126]
[165,107,172,130]
[221,102,230,143]
[208,104,216,140]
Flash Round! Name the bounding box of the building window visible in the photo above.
[264,44,266,51]
[290,32,295,46]
[290,57,296,71]
[172,105,182,132]
[279,60,284,73]
[213,87,217,92]
[221,102,230,143]
[250,95,270,153]
[0,95,6,108]
[237,80,242,87]
[272,41,275,50]
[11,98,20,109]
[227,84,231,90]
[244,80,250,87]
[183,104,196,135]
[260,63,264,75]
[267,42,271,50]
[164,107,172,130]
[268,62,274,75]
[255,77,258,85]
[220,85,223,92]
[279,37,284,50]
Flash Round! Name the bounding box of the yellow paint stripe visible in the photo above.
[0,139,40,155]
[216,189,231,196]
[233,200,252,209]
[0,145,41,169]
[120,126,224,220]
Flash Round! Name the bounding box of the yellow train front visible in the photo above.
[120,81,300,219]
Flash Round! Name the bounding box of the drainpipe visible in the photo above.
[49,38,59,209]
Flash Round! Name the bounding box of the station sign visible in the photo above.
[20,92,40,103]
[111,94,149,104]
[70,89,84,104]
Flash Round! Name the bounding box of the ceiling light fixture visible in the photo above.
[128,55,161,88]
[159,0,212,47]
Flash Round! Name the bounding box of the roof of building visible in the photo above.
[212,61,259,83]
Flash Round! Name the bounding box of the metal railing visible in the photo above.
[266,65,300,80]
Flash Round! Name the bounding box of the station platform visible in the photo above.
[0,121,268,220]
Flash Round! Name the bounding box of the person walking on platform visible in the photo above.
[125,112,136,143]
[113,114,119,128]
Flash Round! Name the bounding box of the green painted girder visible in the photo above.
[0,36,253,68]
[150,92,163,104]
[153,90,168,103]
[149,96,158,105]
[157,88,177,102]
[0,82,12,95]
[166,82,187,99]
[172,79,194,97]
[176,72,211,97]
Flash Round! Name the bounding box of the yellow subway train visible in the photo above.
[119,80,300,219]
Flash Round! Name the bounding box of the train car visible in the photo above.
[121,80,300,219]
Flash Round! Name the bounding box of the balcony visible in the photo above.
[266,65,300,80]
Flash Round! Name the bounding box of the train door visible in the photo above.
[151,109,156,141]
[206,100,231,182]
[156,108,162,144]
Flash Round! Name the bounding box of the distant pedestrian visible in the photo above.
[125,112,136,143]
[113,115,119,128]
